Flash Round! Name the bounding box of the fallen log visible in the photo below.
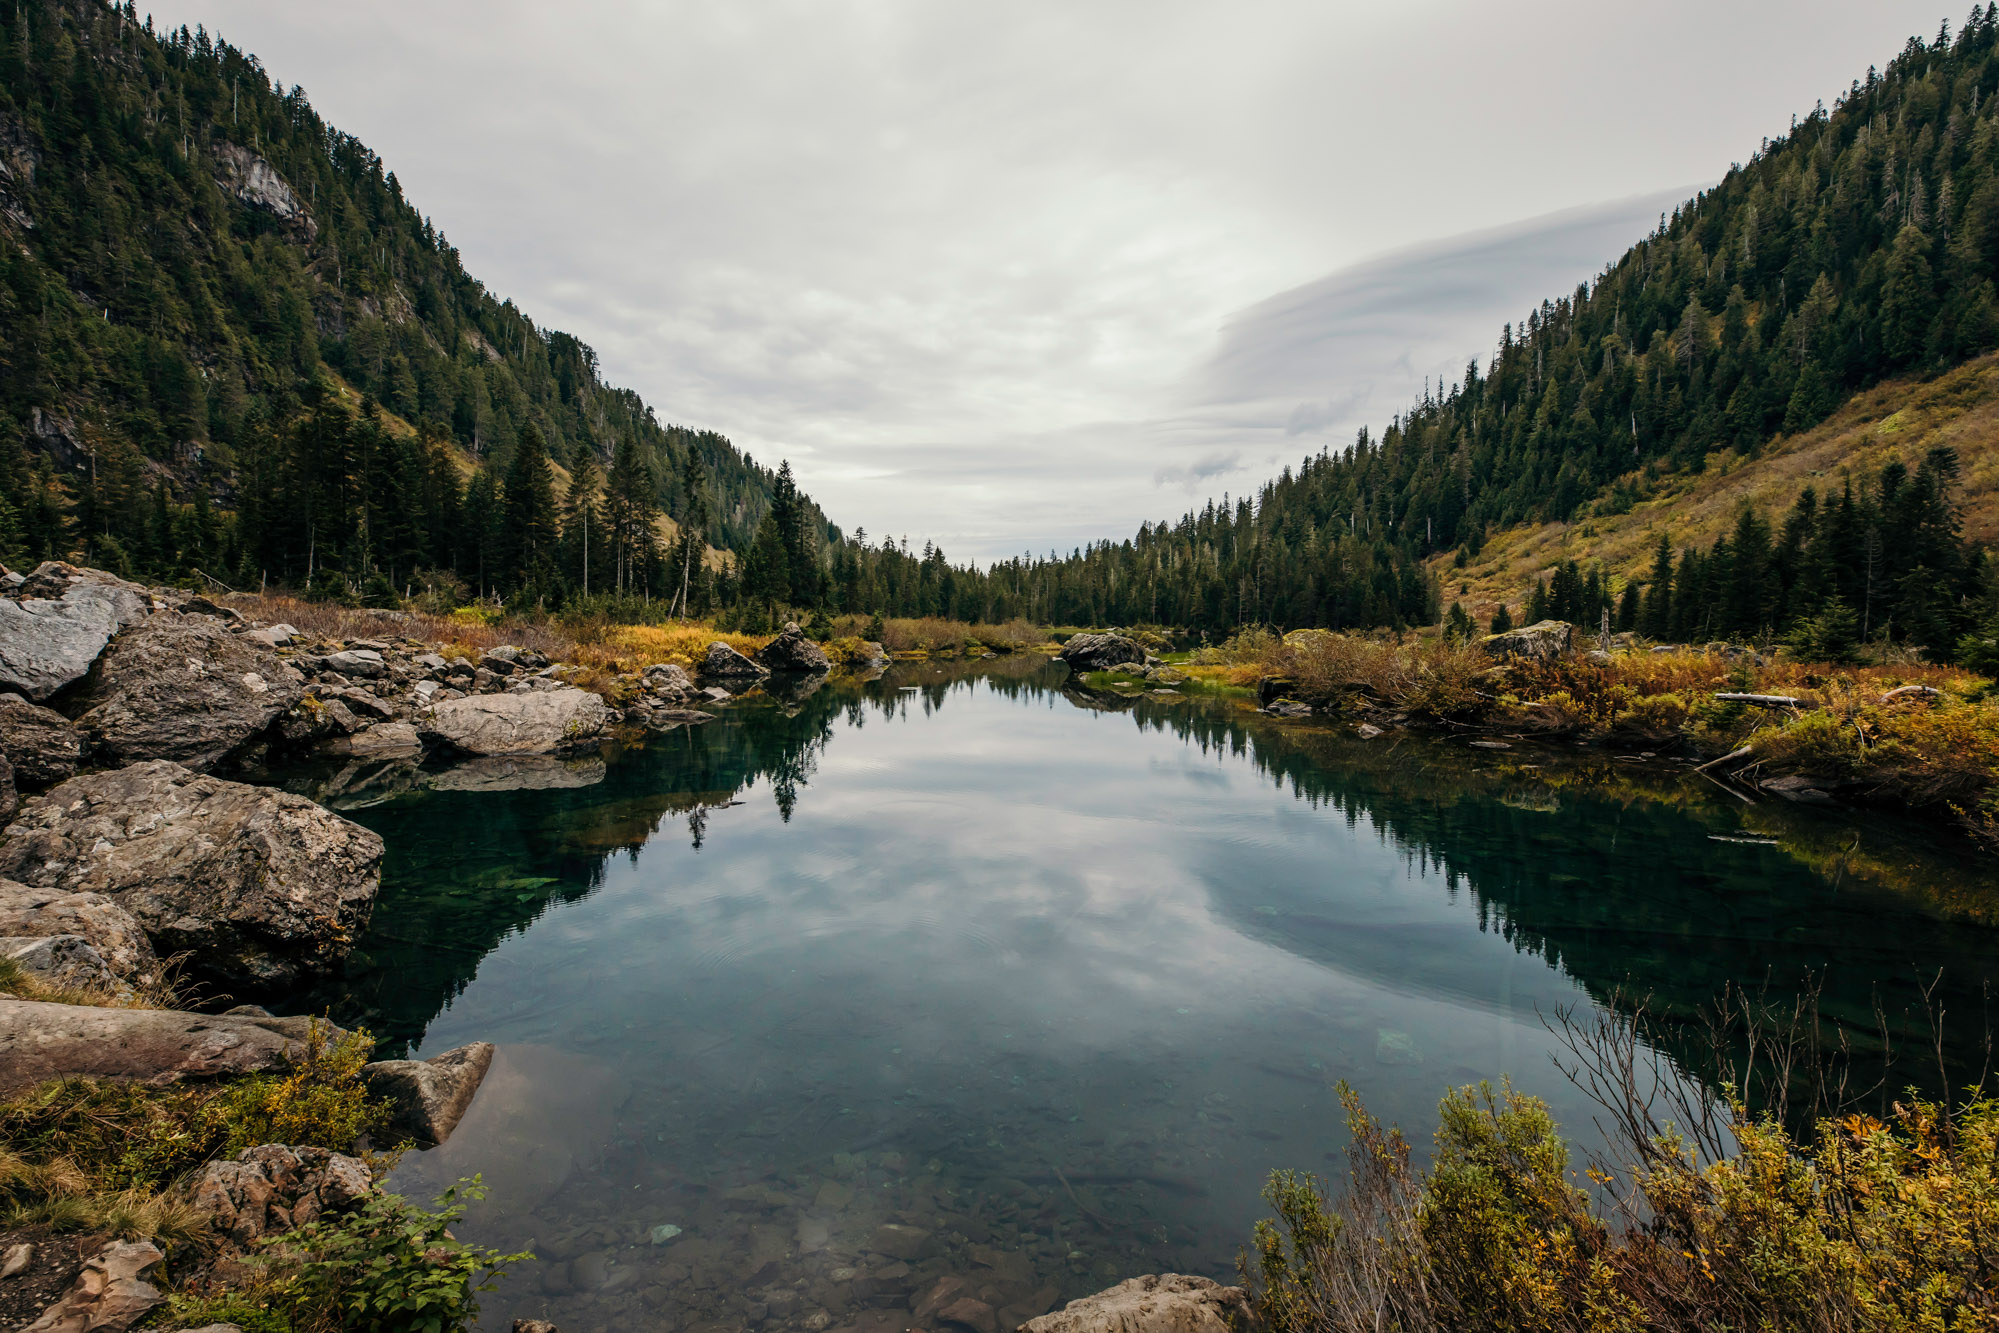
[1714,693,1802,708]
[1694,745,1755,773]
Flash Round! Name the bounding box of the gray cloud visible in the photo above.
[151,0,1952,560]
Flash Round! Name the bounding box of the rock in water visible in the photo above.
[418,688,610,755]
[0,694,83,790]
[361,1042,495,1147]
[0,1000,347,1095]
[0,762,383,990]
[1021,1276,1251,1333]
[67,617,303,770]
[0,881,160,985]
[1056,633,1146,672]
[0,564,152,702]
[19,1239,164,1333]
[188,1145,373,1252]
[755,623,832,674]
[1481,619,1576,662]
[701,640,770,679]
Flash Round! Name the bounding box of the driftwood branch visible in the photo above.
[1694,745,1755,773]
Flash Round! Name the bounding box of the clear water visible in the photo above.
[279,660,1999,1332]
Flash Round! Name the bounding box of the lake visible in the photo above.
[281,658,1999,1332]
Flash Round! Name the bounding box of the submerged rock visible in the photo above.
[1056,633,1145,673]
[1022,1275,1250,1333]
[1481,619,1576,662]
[0,761,383,991]
[419,688,610,756]
[424,754,606,792]
[701,640,769,679]
[756,623,832,674]
[0,694,83,789]
[67,616,302,770]
[361,1041,495,1147]
[0,999,347,1094]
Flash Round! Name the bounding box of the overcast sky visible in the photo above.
[155,1,1952,560]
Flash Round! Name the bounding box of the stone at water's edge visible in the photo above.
[19,1239,164,1333]
[418,688,611,756]
[756,622,833,674]
[0,694,84,789]
[0,999,347,1095]
[1056,633,1146,673]
[0,761,383,991]
[0,563,153,703]
[1022,1275,1252,1333]
[1481,619,1576,662]
[66,615,304,770]
[361,1041,496,1147]
[701,639,770,678]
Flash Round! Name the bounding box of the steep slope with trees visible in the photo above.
[0,0,828,600]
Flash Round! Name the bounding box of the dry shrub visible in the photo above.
[1193,627,1280,665]
[1266,633,1490,721]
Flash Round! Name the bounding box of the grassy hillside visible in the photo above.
[1442,358,1999,623]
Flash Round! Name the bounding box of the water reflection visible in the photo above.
[285,661,1999,1332]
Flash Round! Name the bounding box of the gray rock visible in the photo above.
[419,688,610,756]
[1482,619,1577,662]
[1762,774,1836,804]
[644,708,715,729]
[1261,700,1314,718]
[755,623,832,674]
[0,1000,348,1095]
[0,934,124,992]
[478,650,519,677]
[68,616,303,770]
[0,761,383,991]
[699,686,732,703]
[361,1042,495,1147]
[321,649,387,678]
[0,565,152,702]
[188,1144,373,1252]
[1021,1276,1251,1333]
[865,1223,935,1261]
[642,662,695,699]
[512,1322,561,1333]
[1355,722,1383,739]
[246,623,298,647]
[320,721,423,757]
[20,1239,164,1333]
[0,751,13,826]
[0,881,160,985]
[1056,633,1146,672]
[415,652,450,673]
[701,640,770,679]
[0,694,83,789]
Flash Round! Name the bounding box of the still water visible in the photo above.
[282,660,1999,1332]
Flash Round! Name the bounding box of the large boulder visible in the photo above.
[755,623,832,674]
[1057,633,1146,673]
[0,881,161,986]
[1481,619,1576,662]
[0,564,153,702]
[0,762,383,991]
[0,693,83,788]
[1021,1276,1251,1333]
[0,934,125,993]
[700,640,769,679]
[187,1144,373,1253]
[19,1239,164,1333]
[66,616,303,770]
[361,1042,495,1147]
[418,688,610,756]
[0,1000,347,1094]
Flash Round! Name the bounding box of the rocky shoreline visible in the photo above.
[2,565,1234,1333]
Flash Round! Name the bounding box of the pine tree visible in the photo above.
[502,424,560,596]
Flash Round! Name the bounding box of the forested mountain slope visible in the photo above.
[926,11,1999,651]
[0,0,826,595]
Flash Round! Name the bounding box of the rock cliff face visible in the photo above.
[0,762,383,991]
[211,141,314,234]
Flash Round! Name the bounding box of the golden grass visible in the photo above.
[1436,352,1999,620]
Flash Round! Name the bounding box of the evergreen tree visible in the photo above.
[502,425,560,596]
